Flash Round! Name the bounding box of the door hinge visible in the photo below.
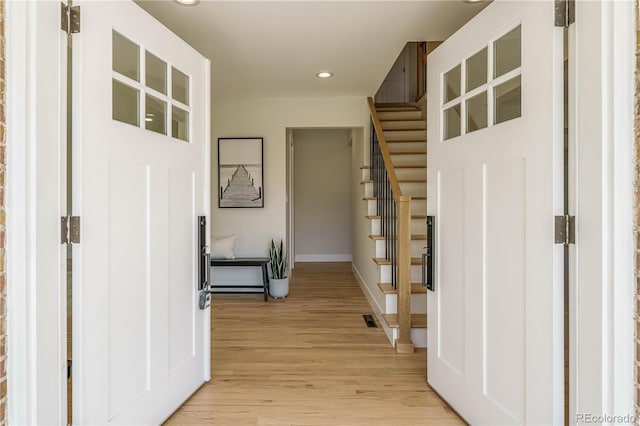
[61,3,80,34]
[555,0,575,28]
[61,216,81,244]
[554,215,575,246]
[67,359,72,379]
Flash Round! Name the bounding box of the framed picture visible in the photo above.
[218,137,264,208]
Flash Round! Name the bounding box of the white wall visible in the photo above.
[293,129,352,262]
[211,96,368,283]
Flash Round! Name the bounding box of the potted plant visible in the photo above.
[269,239,288,298]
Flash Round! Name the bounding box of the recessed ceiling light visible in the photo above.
[316,72,334,79]
[174,0,200,6]
[462,0,486,3]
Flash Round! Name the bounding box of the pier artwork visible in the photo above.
[218,137,264,208]
[219,164,263,208]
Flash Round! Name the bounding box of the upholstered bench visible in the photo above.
[210,257,270,302]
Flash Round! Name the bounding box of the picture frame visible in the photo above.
[218,137,264,208]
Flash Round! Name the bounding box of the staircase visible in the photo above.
[361,99,428,350]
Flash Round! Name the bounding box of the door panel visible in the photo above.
[427,1,563,424]
[436,168,465,376]
[72,1,210,424]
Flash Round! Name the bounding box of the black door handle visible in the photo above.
[424,216,435,291]
[198,216,209,291]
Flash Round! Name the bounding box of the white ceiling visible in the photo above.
[136,1,488,98]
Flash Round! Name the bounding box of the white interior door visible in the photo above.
[427,1,564,424]
[72,1,211,424]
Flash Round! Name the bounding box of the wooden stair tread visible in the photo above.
[375,105,419,111]
[379,117,425,122]
[378,283,427,294]
[373,257,424,266]
[361,163,425,169]
[381,125,426,131]
[390,151,427,155]
[363,196,426,201]
[361,179,426,184]
[383,314,428,328]
[366,214,427,220]
[386,139,427,143]
[369,234,426,241]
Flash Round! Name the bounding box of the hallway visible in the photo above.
[164,263,462,425]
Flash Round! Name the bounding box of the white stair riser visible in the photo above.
[363,181,425,198]
[381,120,426,131]
[383,130,426,141]
[378,111,423,121]
[391,154,427,167]
[375,239,426,258]
[398,182,426,197]
[387,142,427,153]
[367,199,426,216]
[395,168,427,180]
[379,264,425,283]
[363,182,373,197]
[370,218,427,236]
[385,293,427,314]
[392,328,427,349]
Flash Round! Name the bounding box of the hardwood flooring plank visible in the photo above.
[164,262,462,425]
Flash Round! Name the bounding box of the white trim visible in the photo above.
[608,0,634,417]
[202,56,212,383]
[6,1,33,423]
[7,1,67,424]
[351,264,393,345]
[572,0,635,421]
[295,254,353,262]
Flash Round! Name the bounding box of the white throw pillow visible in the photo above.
[211,234,236,259]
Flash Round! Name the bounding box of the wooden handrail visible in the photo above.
[367,97,403,201]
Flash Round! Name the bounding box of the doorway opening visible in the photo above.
[286,128,354,269]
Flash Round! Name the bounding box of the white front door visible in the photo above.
[72,1,211,424]
[427,1,564,424]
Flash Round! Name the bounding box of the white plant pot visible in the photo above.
[270,277,289,299]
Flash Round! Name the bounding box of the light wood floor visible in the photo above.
[164,262,463,425]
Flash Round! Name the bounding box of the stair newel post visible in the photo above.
[396,195,414,354]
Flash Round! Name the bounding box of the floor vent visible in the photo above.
[363,314,377,328]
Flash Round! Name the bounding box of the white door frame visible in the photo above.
[6,1,68,424]
[571,0,635,421]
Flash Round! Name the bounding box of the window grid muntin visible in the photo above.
[441,23,522,142]
[112,29,193,143]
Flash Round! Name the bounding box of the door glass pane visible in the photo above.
[172,107,189,141]
[172,67,189,106]
[145,94,166,135]
[466,92,488,133]
[443,104,461,140]
[145,51,167,95]
[112,31,140,81]
[466,48,487,92]
[494,25,521,78]
[112,79,139,127]
[443,65,461,103]
[494,75,521,124]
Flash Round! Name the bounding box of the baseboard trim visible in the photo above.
[295,254,353,262]
[351,264,394,346]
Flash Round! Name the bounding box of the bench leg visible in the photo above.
[261,264,269,302]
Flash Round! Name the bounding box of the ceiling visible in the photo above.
[136,1,488,99]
